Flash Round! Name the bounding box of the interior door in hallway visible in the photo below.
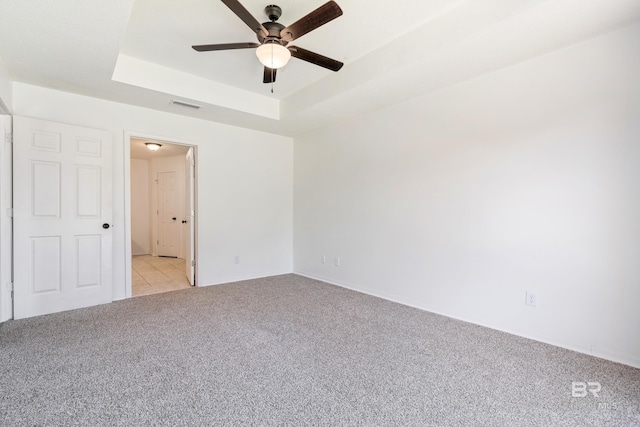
[157,171,178,257]
[13,116,113,319]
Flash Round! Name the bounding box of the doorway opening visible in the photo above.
[127,136,197,297]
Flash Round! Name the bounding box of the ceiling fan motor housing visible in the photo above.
[258,21,286,44]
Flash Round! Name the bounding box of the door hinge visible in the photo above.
[6,208,13,217]
[4,133,12,144]
[6,282,13,292]
[191,260,195,267]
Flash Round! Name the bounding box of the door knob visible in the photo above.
[182,220,187,224]
[102,223,110,229]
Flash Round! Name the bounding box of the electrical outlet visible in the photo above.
[525,291,537,307]
[321,255,326,264]
[234,256,240,264]
[334,256,340,267]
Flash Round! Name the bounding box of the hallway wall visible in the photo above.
[131,158,150,255]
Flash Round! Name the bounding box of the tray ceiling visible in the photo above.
[1,0,639,136]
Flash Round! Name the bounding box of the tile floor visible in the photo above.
[132,255,193,297]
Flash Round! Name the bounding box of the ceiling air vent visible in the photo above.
[170,99,202,109]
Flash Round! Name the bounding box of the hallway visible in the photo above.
[132,255,192,297]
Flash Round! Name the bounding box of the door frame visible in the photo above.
[123,131,198,298]
[0,112,12,322]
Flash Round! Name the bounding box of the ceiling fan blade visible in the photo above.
[220,0,269,38]
[192,42,260,52]
[263,67,277,84]
[280,1,343,42]
[289,46,343,71]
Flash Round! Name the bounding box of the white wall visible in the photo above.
[130,158,150,255]
[12,82,293,300]
[150,155,185,258]
[0,55,11,322]
[0,54,11,112]
[0,115,12,322]
[294,23,640,368]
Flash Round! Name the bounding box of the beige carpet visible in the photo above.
[1,274,638,426]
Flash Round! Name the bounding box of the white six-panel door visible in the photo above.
[13,116,113,319]
[157,171,178,257]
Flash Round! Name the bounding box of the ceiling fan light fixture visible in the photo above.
[145,142,162,151]
[256,42,291,69]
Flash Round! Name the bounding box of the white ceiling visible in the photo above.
[1,0,639,137]
[130,137,191,160]
[122,0,461,99]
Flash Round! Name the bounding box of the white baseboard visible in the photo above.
[294,270,640,369]
[198,270,293,287]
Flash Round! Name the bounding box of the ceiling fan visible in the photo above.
[192,0,344,85]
